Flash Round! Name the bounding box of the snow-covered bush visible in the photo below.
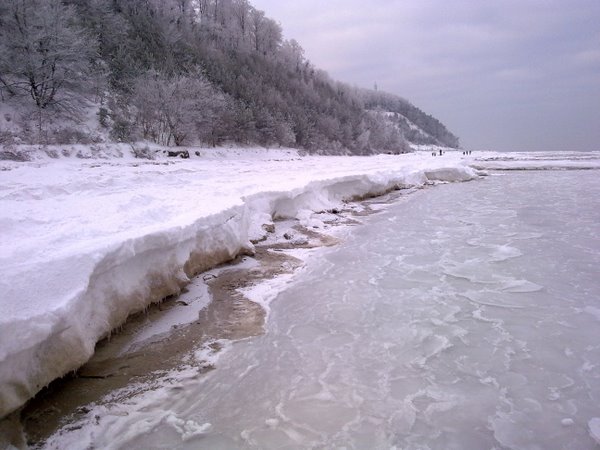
[0,145,31,161]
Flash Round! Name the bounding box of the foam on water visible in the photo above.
[44,169,600,449]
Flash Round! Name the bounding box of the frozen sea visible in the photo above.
[53,167,600,449]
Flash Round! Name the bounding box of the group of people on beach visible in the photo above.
[431,149,473,156]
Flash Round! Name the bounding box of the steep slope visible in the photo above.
[0,0,458,154]
[363,90,460,148]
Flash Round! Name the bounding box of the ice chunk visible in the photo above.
[583,306,600,322]
[589,418,600,444]
[164,414,211,441]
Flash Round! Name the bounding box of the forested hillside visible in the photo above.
[0,0,459,153]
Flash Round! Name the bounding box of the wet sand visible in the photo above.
[10,192,407,448]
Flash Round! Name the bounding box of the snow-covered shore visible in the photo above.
[0,149,480,418]
[4,147,598,420]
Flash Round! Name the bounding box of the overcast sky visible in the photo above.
[251,0,600,151]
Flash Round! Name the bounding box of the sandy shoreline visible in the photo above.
[8,188,408,448]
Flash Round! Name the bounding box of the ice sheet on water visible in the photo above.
[37,164,600,449]
[490,244,523,262]
[472,150,600,170]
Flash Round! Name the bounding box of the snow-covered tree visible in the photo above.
[0,0,95,110]
[0,0,453,152]
[132,72,227,146]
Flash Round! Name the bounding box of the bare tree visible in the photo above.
[0,0,95,110]
[249,8,265,53]
[231,0,250,39]
[196,0,212,24]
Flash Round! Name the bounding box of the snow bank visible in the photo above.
[0,143,301,163]
[0,150,477,417]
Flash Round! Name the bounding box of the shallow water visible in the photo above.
[71,171,600,449]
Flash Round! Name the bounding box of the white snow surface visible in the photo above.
[0,149,478,417]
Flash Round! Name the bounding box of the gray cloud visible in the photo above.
[251,0,600,151]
